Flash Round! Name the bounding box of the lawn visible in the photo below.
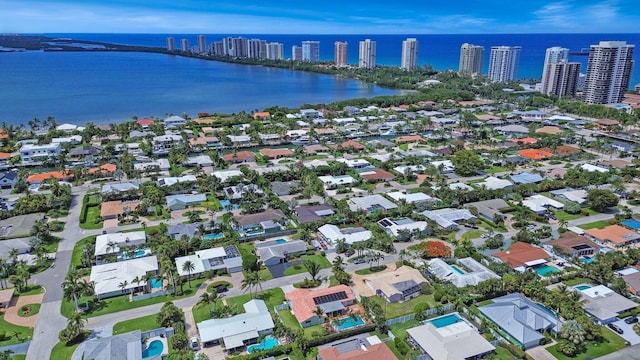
[485,166,508,174]
[17,303,40,317]
[547,329,626,360]
[386,319,423,359]
[579,220,612,230]
[367,294,437,319]
[258,268,273,281]
[11,355,26,360]
[563,277,593,286]
[554,208,598,221]
[49,331,90,360]
[355,265,387,275]
[461,229,486,241]
[302,324,327,339]
[0,313,33,347]
[46,208,69,218]
[493,345,520,360]
[283,255,331,276]
[15,284,44,296]
[225,288,285,315]
[69,235,97,271]
[61,277,206,318]
[113,314,159,334]
[79,205,103,230]
[277,309,301,332]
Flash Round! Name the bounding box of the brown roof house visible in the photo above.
[259,148,294,159]
[492,242,552,272]
[545,233,600,258]
[100,201,139,220]
[222,151,255,164]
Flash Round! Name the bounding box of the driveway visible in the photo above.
[608,318,640,345]
[268,260,303,278]
[4,293,45,328]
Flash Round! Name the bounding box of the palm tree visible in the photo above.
[560,319,586,345]
[67,311,87,336]
[181,260,196,288]
[197,292,215,313]
[304,260,321,283]
[241,271,262,298]
[332,256,344,273]
[132,276,142,295]
[62,270,84,312]
[118,280,129,300]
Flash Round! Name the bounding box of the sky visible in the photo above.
[1,0,639,34]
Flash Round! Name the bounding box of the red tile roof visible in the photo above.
[88,163,117,174]
[510,137,538,144]
[286,285,355,324]
[136,118,154,126]
[318,342,397,360]
[259,148,294,158]
[222,151,255,162]
[493,242,551,269]
[26,170,74,183]
[395,135,424,143]
[0,152,12,159]
[253,111,271,119]
[360,169,395,181]
[338,140,365,150]
[518,149,554,160]
[585,225,637,245]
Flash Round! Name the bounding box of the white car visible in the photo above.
[190,337,200,351]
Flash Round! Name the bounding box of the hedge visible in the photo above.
[227,344,293,360]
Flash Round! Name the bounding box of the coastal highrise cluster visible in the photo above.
[487,46,521,82]
[302,41,321,63]
[540,47,581,97]
[401,38,419,70]
[582,41,635,104]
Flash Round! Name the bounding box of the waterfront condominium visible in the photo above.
[302,41,321,63]
[540,47,581,97]
[401,38,419,70]
[292,45,302,61]
[166,37,176,52]
[487,46,521,82]
[335,41,348,67]
[198,35,207,54]
[248,38,267,59]
[459,43,484,75]
[180,39,189,52]
[359,39,376,69]
[266,42,284,60]
[583,41,635,104]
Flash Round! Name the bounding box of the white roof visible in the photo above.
[319,175,356,186]
[227,135,251,142]
[430,160,454,172]
[94,231,146,256]
[336,158,370,168]
[304,159,329,168]
[197,299,274,346]
[57,123,84,131]
[568,226,585,235]
[158,175,197,187]
[407,320,495,360]
[548,115,576,121]
[447,182,474,191]
[348,195,397,212]
[175,246,242,276]
[393,165,425,174]
[387,191,434,204]
[581,164,609,173]
[90,256,158,296]
[478,176,513,190]
[212,169,243,182]
[318,224,372,245]
[617,267,640,276]
[423,208,475,229]
[522,195,564,213]
[427,257,499,288]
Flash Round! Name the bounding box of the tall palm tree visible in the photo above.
[181,260,196,288]
[67,311,87,336]
[197,292,215,313]
[241,271,262,298]
[118,280,129,300]
[304,260,321,283]
[132,276,142,295]
[62,270,83,312]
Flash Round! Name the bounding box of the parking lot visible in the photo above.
[608,318,640,345]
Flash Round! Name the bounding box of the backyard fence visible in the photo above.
[132,289,175,302]
[274,303,291,312]
[238,229,298,243]
[141,327,174,339]
[385,304,455,326]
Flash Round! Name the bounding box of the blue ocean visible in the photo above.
[1,33,638,125]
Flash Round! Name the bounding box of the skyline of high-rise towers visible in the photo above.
[487,46,521,82]
[459,43,484,75]
[334,41,348,67]
[540,46,581,97]
[302,41,320,63]
[583,41,635,104]
[401,38,418,70]
[359,39,377,69]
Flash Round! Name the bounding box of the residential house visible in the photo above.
[365,266,428,303]
[377,217,428,240]
[101,182,140,195]
[317,336,397,360]
[185,154,213,168]
[255,239,307,266]
[68,145,101,160]
[518,149,554,160]
[303,144,329,156]
[294,204,335,224]
[522,194,564,214]
[595,119,619,131]
[285,285,355,328]
[234,209,287,236]
[174,245,243,275]
[395,134,424,143]
[550,188,588,204]
[494,125,529,135]
[189,136,220,149]
[585,225,640,247]
[165,193,207,210]
[271,181,300,196]
[56,123,84,133]
[545,233,600,258]
[136,118,154,128]
[20,143,62,164]
[336,158,371,169]
[407,316,495,360]
[348,195,397,213]
[90,256,158,299]
[318,224,372,245]
[336,140,365,151]
[581,163,609,173]
[71,330,152,360]
[163,115,186,128]
[26,170,73,184]
[318,175,357,190]
[492,242,552,272]
[387,191,436,204]
[479,293,562,349]
[88,164,117,177]
[0,171,18,189]
[134,159,170,172]
[227,135,251,147]
[621,271,640,296]
[477,176,513,190]
[464,199,510,223]
[510,172,544,185]
[100,201,139,220]
[359,169,396,182]
[94,231,147,260]
[168,223,203,240]
[129,130,155,140]
[223,183,264,202]
[427,257,500,288]
[157,175,197,187]
[221,151,255,164]
[422,208,476,230]
[211,169,244,182]
[393,165,426,175]
[259,148,294,159]
[575,285,637,324]
[152,134,182,150]
[430,160,455,174]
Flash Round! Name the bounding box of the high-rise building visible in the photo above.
[292,45,302,61]
[458,43,484,75]
[266,42,284,60]
[487,46,521,82]
[583,41,635,104]
[211,41,224,56]
[541,62,581,97]
[197,35,207,54]
[222,37,234,56]
[180,39,189,52]
[540,47,569,88]
[334,41,348,67]
[359,39,376,69]
[166,37,176,52]
[401,38,418,70]
[232,37,248,58]
[248,39,267,59]
[302,41,320,63]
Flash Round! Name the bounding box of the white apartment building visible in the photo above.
[488,46,521,82]
[266,42,284,60]
[20,143,62,164]
[459,43,484,75]
[401,38,418,70]
[359,39,376,69]
[302,41,320,63]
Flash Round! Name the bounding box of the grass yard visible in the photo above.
[563,277,593,286]
[554,208,598,221]
[386,319,423,359]
[225,288,285,313]
[49,331,90,360]
[547,329,626,360]
[113,314,159,334]
[368,294,437,319]
[16,284,44,296]
[46,208,69,218]
[461,229,486,241]
[277,309,301,332]
[303,324,327,339]
[258,268,273,281]
[283,255,331,276]
[492,345,520,360]
[17,303,40,317]
[579,220,612,230]
[69,235,97,271]
[0,313,33,347]
[61,277,206,318]
[355,265,387,275]
[485,166,508,174]
[12,355,26,360]
[80,205,103,230]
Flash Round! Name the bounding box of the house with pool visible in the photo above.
[90,256,159,299]
[174,245,243,276]
[574,284,637,324]
[407,312,495,360]
[285,285,356,328]
[71,329,171,360]
[197,299,275,351]
[364,266,427,303]
[479,293,562,349]
[317,335,397,360]
[427,257,500,287]
[234,209,288,237]
[545,233,600,259]
[94,231,147,264]
[585,224,640,248]
[317,224,372,246]
[492,242,554,275]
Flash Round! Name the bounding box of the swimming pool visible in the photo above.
[451,265,465,274]
[581,256,596,264]
[622,219,640,230]
[275,239,287,244]
[537,303,555,316]
[333,315,365,331]
[247,336,280,354]
[150,278,163,289]
[535,266,560,276]
[118,249,147,260]
[142,340,164,358]
[576,285,591,291]
[203,233,223,240]
[219,199,239,211]
[429,314,461,328]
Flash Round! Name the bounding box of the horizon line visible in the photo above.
[7,32,640,36]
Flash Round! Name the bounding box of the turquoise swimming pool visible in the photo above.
[118,249,146,260]
[142,340,164,358]
[333,315,365,331]
[150,278,163,289]
[247,336,279,354]
[204,233,223,240]
[581,256,596,264]
[576,285,591,291]
[429,314,461,328]
[275,239,287,244]
[535,266,560,276]
[451,265,465,274]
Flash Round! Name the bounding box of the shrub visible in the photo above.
[394,337,410,355]
[433,290,444,302]
[0,330,5,340]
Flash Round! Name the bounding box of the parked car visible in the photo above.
[608,323,624,334]
[215,285,228,293]
[353,257,366,264]
[190,337,200,351]
[344,249,355,257]
[624,316,638,324]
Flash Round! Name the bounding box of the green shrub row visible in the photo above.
[227,344,293,360]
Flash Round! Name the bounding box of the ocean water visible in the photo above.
[2,33,639,125]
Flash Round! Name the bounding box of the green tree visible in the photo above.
[157,302,184,328]
[451,149,484,176]
[181,260,196,288]
[304,260,321,282]
[587,189,619,212]
[560,319,586,345]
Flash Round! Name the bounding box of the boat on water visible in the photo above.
[291,136,318,145]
